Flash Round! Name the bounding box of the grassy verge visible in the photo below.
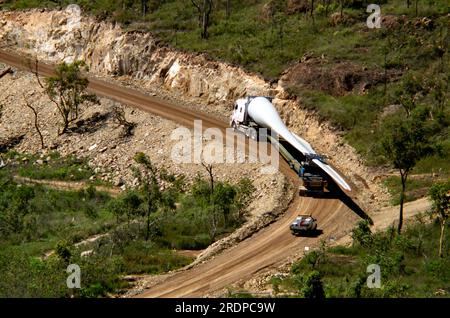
[383,176,435,205]
[4,150,95,181]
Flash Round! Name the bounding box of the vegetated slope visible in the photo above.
[2,1,447,202]
[0,54,293,271]
[0,66,287,296]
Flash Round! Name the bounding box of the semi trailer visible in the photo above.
[230,96,351,192]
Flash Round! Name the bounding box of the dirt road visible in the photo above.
[0,50,368,297]
[371,197,431,231]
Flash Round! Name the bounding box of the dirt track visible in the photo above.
[12,176,121,196]
[0,50,367,298]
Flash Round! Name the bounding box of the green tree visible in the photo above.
[212,182,236,225]
[45,61,99,135]
[235,178,255,220]
[55,240,73,263]
[429,181,450,258]
[425,73,448,117]
[380,107,437,234]
[302,270,325,299]
[351,219,373,247]
[134,152,163,241]
[191,0,213,39]
[349,275,366,298]
[291,249,327,273]
[395,73,426,117]
[108,190,143,224]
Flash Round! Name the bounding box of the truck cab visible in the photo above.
[230,97,260,140]
[230,98,248,129]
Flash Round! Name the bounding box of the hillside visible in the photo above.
[0,0,449,299]
[2,0,448,202]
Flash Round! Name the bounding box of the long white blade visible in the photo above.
[246,97,351,192]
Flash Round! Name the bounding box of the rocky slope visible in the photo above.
[0,63,289,214]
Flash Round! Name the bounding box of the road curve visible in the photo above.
[0,50,365,298]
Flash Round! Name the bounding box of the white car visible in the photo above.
[290,215,317,235]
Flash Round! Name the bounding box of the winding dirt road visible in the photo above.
[0,50,368,297]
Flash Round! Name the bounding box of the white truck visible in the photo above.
[230,96,351,193]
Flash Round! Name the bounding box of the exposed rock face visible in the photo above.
[0,9,270,104]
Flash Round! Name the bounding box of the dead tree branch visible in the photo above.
[23,93,45,149]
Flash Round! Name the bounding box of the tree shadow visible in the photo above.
[68,112,111,134]
[292,229,324,238]
[0,134,25,153]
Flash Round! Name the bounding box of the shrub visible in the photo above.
[424,258,450,281]
[55,240,73,263]
[302,271,325,299]
[351,220,373,247]
[363,251,405,276]
[378,280,410,298]
[348,276,366,298]
[292,250,325,273]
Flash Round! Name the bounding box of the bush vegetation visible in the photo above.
[0,151,255,297]
[274,218,450,297]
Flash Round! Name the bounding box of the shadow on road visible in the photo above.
[68,112,111,134]
[292,229,324,238]
[301,180,373,225]
[336,188,373,224]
